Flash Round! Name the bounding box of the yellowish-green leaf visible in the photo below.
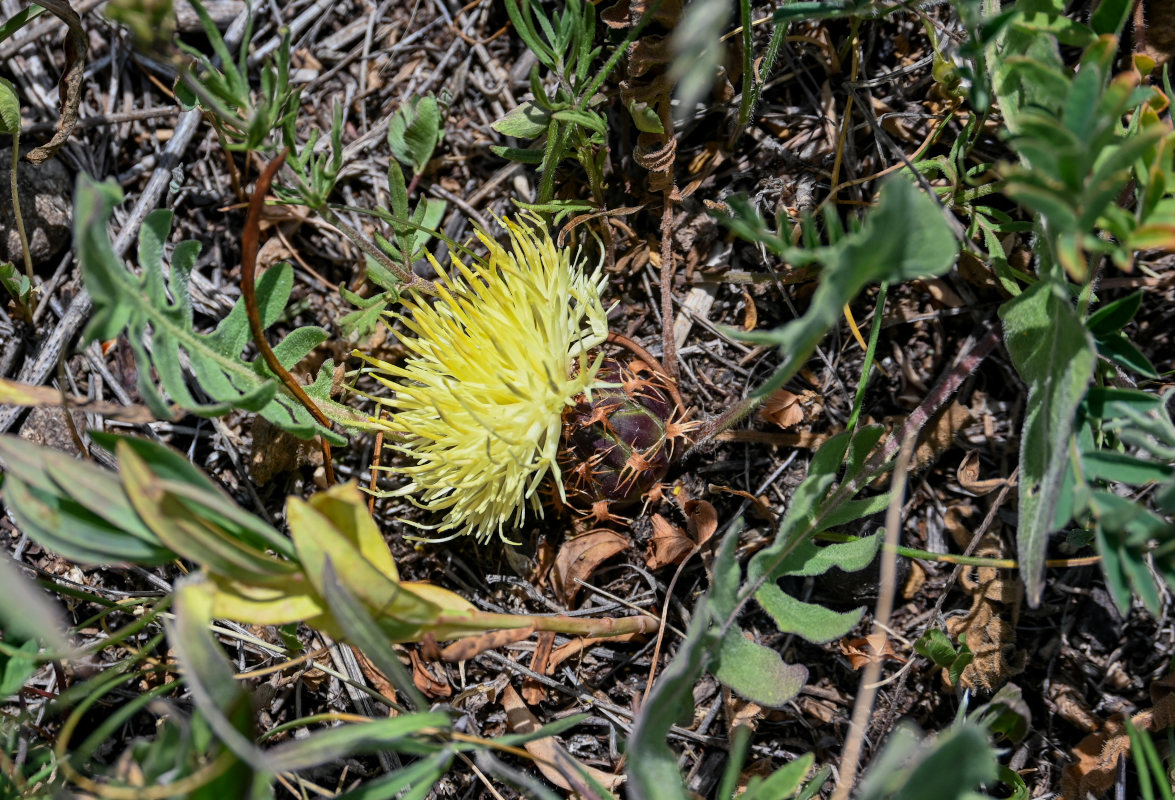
[306,483,399,582]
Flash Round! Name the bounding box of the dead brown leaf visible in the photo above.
[759,388,822,430]
[25,1,85,165]
[438,628,534,663]
[501,684,625,792]
[1061,671,1175,797]
[351,645,397,707]
[839,633,905,670]
[707,484,776,525]
[683,499,718,546]
[547,632,643,673]
[957,451,1008,496]
[913,400,973,472]
[901,560,927,599]
[741,286,758,331]
[645,513,695,570]
[523,631,556,705]
[552,530,630,606]
[0,377,169,423]
[408,649,451,698]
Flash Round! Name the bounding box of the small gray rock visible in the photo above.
[0,147,72,270]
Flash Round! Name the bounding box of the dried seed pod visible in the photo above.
[560,359,691,513]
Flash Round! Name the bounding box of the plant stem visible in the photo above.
[845,282,888,434]
[9,132,36,315]
[733,0,755,136]
[241,150,336,484]
[314,204,440,296]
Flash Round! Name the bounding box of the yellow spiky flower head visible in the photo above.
[353,214,608,544]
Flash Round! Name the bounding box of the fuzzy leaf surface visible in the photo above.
[74,176,360,444]
[999,279,1095,605]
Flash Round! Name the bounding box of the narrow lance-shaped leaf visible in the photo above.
[999,279,1096,606]
[732,178,958,400]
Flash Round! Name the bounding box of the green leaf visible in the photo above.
[979,683,1032,745]
[320,558,431,713]
[491,144,546,164]
[287,487,442,642]
[742,753,814,800]
[754,585,865,643]
[492,100,553,139]
[0,554,72,655]
[550,107,606,136]
[999,279,1096,606]
[914,628,958,668]
[170,579,268,773]
[1095,331,1160,378]
[0,5,45,45]
[1091,0,1135,37]
[0,637,39,698]
[1087,291,1143,335]
[948,636,975,687]
[0,435,175,565]
[333,749,454,800]
[714,629,809,708]
[626,99,663,133]
[1082,450,1174,485]
[118,442,297,582]
[266,712,450,771]
[388,94,445,174]
[0,77,20,134]
[769,532,884,580]
[856,721,1000,800]
[731,178,958,401]
[1089,489,1173,614]
[74,175,361,444]
[339,287,393,341]
[627,534,738,800]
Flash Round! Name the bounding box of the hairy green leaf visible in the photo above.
[999,279,1095,606]
[0,435,175,565]
[856,721,1000,800]
[388,94,445,174]
[729,178,958,401]
[492,101,552,139]
[626,534,738,800]
[74,176,360,444]
[0,77,19,134]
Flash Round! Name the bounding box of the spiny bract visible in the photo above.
[353,214,608,544]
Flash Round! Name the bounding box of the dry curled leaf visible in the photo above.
[0,377,170,423]
[1061,673,1175,800]
[552,529,629,606]
[957,450,1008,495]
[760,388,821,430]
[840,633,904,670]
[523,631,556,705]
[547,632,642,674]
[438,628,534,663]
[912,400,973,472]
[707,484,776,525]
[501,684,625,792]
[25,0,86,164]
[683,499,718,546]
[408,649,451,698]
[645,513,694,570]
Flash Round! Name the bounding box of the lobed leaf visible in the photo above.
[74,176,362,444]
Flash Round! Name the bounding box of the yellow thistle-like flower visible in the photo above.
[354,215,608,544]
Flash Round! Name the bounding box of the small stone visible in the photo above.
[0,147,72,270]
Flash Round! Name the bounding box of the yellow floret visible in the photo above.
[353,214,607,543]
